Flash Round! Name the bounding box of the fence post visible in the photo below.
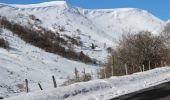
[139,66,142,72]
[111,55,115,76]
[38,83,43,90]
[25,79,28,93]
[52,75,57,88]
[111,65,114,76]
[155,63,156,68]
[97,69,100,79]
[75,67,79,82]
[125,64,128,75]
[149,61,151,70]
[164,62,167,66]
[91,70,93,79]
[143,64,145,71]
[104,66,106,78]
[82,68,86,81]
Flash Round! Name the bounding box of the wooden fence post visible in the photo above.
[139,66,142,72]
[38,83,43,90]
[161,61,163,67]
[111,55,115,76]
[143,65,145,72]
[125,64,128,75]
[82,68,86,81]
[164,62,167,66]
[96,69,100,79]
[52,75,57,88]
[25,79,28,93]
[75,67,79,82]
[111,66,114,76]
[149,61,151,70]
[104,67,106,78]
[91,70,93,79]
[155,63,157,68]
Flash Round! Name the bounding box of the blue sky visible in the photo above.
[0,0,169,21]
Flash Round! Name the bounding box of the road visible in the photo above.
[111,81,170,100]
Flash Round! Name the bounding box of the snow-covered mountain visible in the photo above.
[0,1,168,98]
[0,1,166,43]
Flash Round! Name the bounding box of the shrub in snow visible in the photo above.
[16,84,27,92]
[58,26,65,32]
[29,14,41,23]
[0,37,9,50]
[91,43,95,50]
[63,68,92,86]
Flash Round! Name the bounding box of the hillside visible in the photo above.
[0,1,168,98]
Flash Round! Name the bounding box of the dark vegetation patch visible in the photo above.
[0,16,92,63]
[99,31,170,78]
[0,37,9,50]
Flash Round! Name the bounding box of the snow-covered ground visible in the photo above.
[4,67,170,100]
[0,1,169,99]
[0,29,98,97]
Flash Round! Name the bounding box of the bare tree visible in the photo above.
[99,31,168,77]
[117,31,167,69]
[161,23,170,65]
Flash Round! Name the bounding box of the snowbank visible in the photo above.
[5,67,170,100]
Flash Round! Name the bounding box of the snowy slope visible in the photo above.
[4,67,170,100]
[0,1,112,61]
[0,1,168,98]
[83,8,165,38]
[0,29,98,97]
[0,1,166,43]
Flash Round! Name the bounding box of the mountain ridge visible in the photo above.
[0,1,68,8]
[0,1,168,21]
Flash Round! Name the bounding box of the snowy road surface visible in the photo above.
[112,81,170,100]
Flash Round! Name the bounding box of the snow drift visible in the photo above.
[4,67,170,100]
